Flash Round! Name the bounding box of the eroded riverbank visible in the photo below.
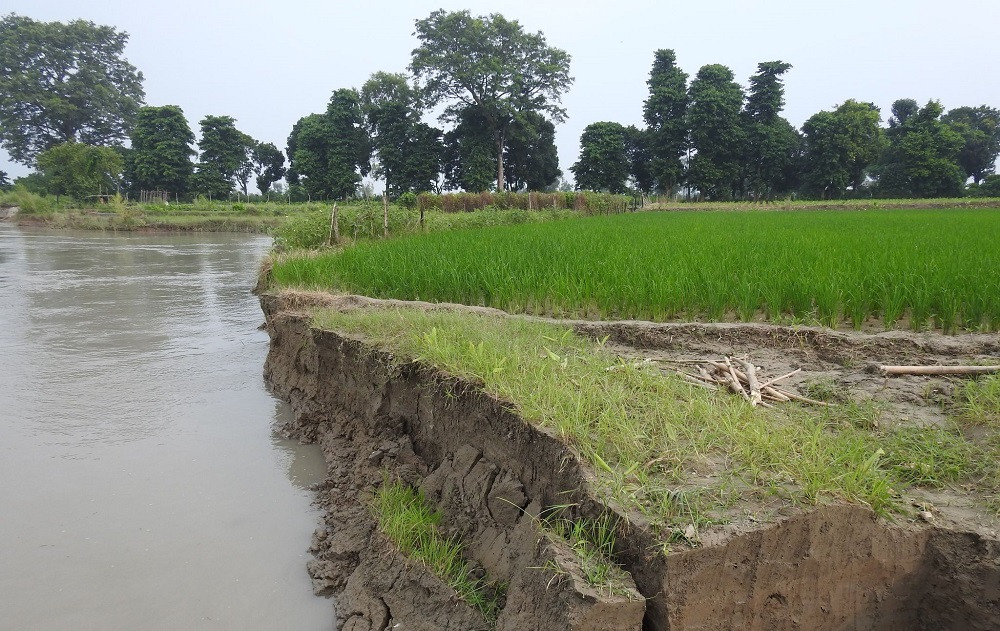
[261,290,1000,630]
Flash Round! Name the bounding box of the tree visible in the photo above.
[442,106,496,192]
[741,61,799,200]
[625,126,655,194]
[410,9,573,191]
[571,122,630,193]
[0,14,145,165]
[251,142,286,195]
[0,171,11,191]
[36,142,123,200]
[686,64,745,200]
[194,115,254,198]
[874,99,964,198]
[360,72,442,195]
[941,106,1000,184]
[127,105,196,196]
[642,50,689,193]
[286,89,371,200]
[802,100,883,198]
[503,111,561,191]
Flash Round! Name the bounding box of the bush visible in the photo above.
[397,191,418,209]
[0,186,56,214]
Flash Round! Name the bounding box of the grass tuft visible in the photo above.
[316,308,995,523]
[371,476,504,622]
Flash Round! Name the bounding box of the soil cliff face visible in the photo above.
[260,293,1000,631]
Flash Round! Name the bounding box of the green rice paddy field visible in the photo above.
[272,208,1000,332]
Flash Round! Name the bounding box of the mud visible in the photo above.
[261,291,1000,630]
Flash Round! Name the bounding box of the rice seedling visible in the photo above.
[275,208,1000,332]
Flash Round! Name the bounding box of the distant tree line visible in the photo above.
[572,49,1000,199]
[2,14,998,203]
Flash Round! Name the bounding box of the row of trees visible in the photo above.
[0,11,574,202]
[572,50,1000,199]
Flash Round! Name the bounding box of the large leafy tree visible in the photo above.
[686,64,745,200]
[0,14,145,165]
[571,122,630,193]
[625,126,655,194]
[250,142,286,196]
[642,49,689,193]
[37,142,123,200]
[503,111,561,191]
[442,106,496,192]
[410,9,572,191]
[802,100,883,198]
[360,72,442,195]
[193,115,254,198]
[875,99,964,198]
[127,105,195,196]
[287,88,371,200]
[740,61,800,199]
[941,106,1000,184]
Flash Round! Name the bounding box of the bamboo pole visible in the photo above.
[326,202,338,246]
[880,365,1000,376]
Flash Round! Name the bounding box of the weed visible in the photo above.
[954,374,1000,426]
[370,476,504,622]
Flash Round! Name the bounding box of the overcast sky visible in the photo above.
[5,0,1000,187]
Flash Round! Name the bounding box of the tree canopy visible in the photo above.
[571,122,630,193]
[0,14,145,165]
[686,64,745,200]
[942,106,1000,184]
[127,105,195,196]
[642,49,689,193]
[410,9,572,191]
[36,142,123,200]
[287,88,371,200]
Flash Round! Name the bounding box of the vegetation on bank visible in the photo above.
[371,477,504,621]
[315,307,1000,529]
[274,208,1000,333]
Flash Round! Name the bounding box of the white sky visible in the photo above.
[4,0,1000,186]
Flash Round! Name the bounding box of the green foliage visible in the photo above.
[251,142,286,196]
[942,106,1000,184]
[642,49,689,193]
[127,105,195,195]
[286,88,371,200]
[397,191,418,209]
[0,186,55,213]
[802,100,884,199]
[570,122,630,193]
[503,111,562,191]
[410,9,573,191]
[371,477,503,621]
[875,100,965,198]
[955,375,1000,427]
[967,174,1000,198]
[36,142,123,200]
[740,62,801,200]
[0,14,145,164]
[274,209,1000,332]
[540,511,631,596]
[361,72,443,195]
[194,115,254,198]
[686,64,745,200]
[442,106,499,192]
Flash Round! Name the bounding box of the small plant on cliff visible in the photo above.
[371,476,504,622]
[539,509,634,598]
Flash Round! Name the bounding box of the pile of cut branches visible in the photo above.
[671,357,830,408]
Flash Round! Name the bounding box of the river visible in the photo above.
[0,225,332,630]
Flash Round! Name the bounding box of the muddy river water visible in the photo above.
[0,226,331,629]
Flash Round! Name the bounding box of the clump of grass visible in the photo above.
[275,209,1000,332]
[371,476,503,621]
[954,374,1000,426]
[539,510,633,597]
[314,308,989,521]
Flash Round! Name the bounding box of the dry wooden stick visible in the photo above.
[735,358,762,407]
[879,365,1000,376]
[724,358,750,402]
[780,390,833,407]
[762,385,791,402]
[759,368,801,389]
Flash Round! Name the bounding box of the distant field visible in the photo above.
[271,208,1000,332]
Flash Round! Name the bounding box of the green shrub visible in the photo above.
[0,186,56,214]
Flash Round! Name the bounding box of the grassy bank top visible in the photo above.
[273,207,1000,333]
[312,307,1000,533]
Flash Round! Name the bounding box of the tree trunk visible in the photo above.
[495,129,505,192]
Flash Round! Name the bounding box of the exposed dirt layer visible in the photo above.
[261,291,1000,630]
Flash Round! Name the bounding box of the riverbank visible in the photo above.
[261,288,1000,630]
